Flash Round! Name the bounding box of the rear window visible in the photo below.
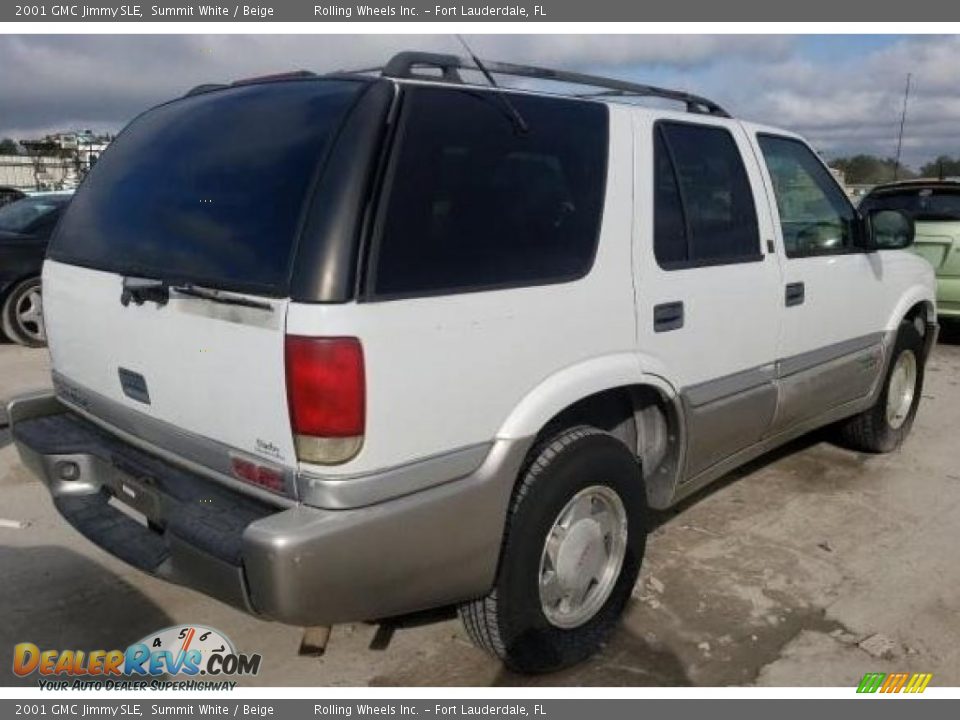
[653,122,761,269]
[0,195,69,233]
[369,87,608,298]
[49,79,365,296]
[860,187,960,221]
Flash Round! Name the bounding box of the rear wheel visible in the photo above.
[837,321,924,453]
[1,277,46,348]
[458,425,646,673]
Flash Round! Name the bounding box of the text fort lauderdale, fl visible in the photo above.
[314,5,547,17]
[315,705,546,716]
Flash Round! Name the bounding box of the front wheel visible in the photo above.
[459,426,647,673]
[1,277,46,348]
[837,321,925,453]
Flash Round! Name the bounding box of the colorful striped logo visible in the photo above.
[857,672,933,694]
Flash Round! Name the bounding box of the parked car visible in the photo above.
[860,179,960,323]
[7,53,937,673]
[0,191,73,346]
[0,186,27,208]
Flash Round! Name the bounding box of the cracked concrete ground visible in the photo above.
[1,330,958,687]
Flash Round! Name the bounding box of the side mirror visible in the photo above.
[867,209,915,251]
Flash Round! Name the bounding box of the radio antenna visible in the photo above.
[455,34,529,135]
[893,73,911,181]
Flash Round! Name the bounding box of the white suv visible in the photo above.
[9,52,937,673]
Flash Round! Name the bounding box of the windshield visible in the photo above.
[48,79,365,296]
[860,187,960,221]
[0,196,68,233]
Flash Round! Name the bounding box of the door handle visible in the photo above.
[785,282,805,307]
[653,301,684,332]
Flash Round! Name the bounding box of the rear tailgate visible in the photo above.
[41,77,371,498]
[43,260,296,483]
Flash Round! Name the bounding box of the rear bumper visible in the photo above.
[8,392,526,626]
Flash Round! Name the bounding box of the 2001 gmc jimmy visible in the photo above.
[10,52,937,672]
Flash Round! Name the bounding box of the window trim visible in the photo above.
[756,132,864,260]
[652,119,764,272]
[360,84,610,302]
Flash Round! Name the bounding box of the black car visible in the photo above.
[0,186,27,208]
[0,192,73,347]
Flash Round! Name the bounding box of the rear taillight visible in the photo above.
[230,455,285,494]
[285,336,365,465]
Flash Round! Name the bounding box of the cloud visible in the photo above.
[465,34,793,68]
[0,34,957,168]
[720,36,960,165]
[0,34,791,133]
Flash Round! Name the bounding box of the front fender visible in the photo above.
[495,352,679,440]
[885,284,936,333]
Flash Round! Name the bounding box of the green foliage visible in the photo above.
[0,137,20,155]
[829,154,916,185]
[918,155,960,179]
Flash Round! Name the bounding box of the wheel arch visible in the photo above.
[885,288,935,334]
[886,291,937,361]
[495,354,686,510]
[0,272,40,302]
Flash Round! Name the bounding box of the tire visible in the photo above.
[458,425,647,673]
[1,277,46,348]
[837,321,925,453]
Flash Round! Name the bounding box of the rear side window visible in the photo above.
[48,79,365,296]
[370,87,608,298]
[860,187,960,221]
[653,122,761,269]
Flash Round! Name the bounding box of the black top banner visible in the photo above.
[4,0,958,22]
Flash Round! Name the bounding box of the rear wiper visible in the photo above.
[170,284,274,311]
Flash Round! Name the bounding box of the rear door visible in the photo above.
[916,219,960,316]
[43,78,367,495]
[635,115,783,481]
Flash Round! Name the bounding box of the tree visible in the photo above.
[0,137,20,155]
[918,155,960,179]
[829,154,915,185]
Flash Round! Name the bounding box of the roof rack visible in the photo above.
[366,51,730,118]
[185,70,317,97]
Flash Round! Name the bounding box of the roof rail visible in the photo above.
[184,83,229,97]
[373,51,730,118]
[184,71,318,98]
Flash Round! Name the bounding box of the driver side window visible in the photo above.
[757,135,858,258]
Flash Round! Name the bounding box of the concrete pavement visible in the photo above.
[1,331,958,687]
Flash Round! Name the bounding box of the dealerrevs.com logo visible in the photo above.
[13,625,262,690]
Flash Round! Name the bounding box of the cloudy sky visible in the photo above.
[2,34,958,168]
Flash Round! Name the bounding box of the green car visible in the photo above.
[861,180,960,322]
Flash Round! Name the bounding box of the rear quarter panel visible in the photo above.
[286,106,639,475]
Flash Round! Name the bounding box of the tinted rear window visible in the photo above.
[49,79,364,295]
[370,87,608,298]
[653,122,760,269]
[0,195,69,233]
[860,187,960,221]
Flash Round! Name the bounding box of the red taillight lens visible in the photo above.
[285,336,365,464]
[230,456,285,494]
